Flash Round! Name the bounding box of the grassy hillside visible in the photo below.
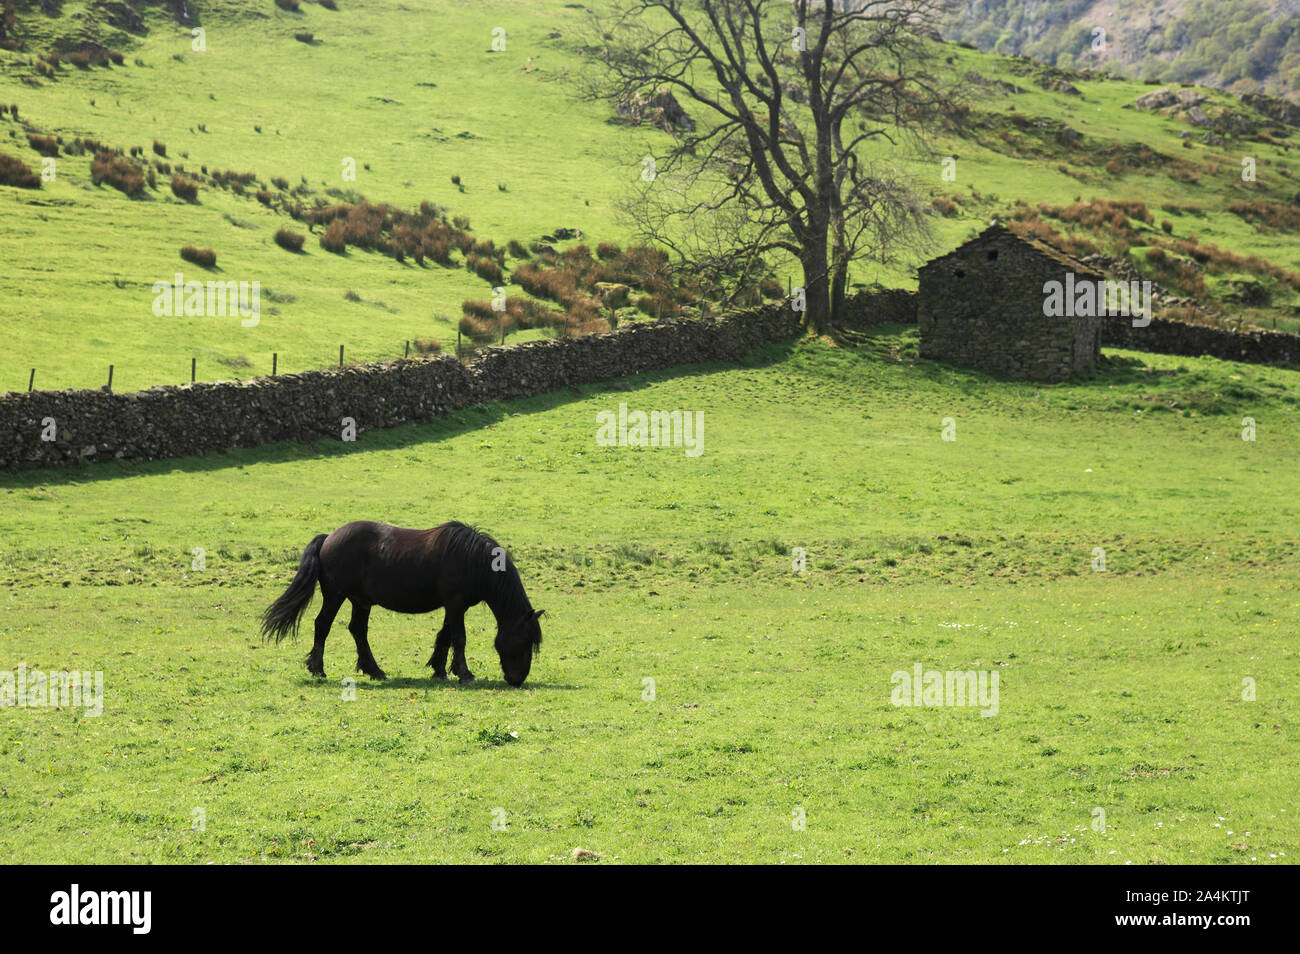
[2,1,1300,392]
[0,0,664,391]
[1,330,1297,863]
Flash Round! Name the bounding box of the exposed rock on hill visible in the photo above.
[614,88,696,134]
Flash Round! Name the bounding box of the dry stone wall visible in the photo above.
[836,287,918,328]
[1102,316,1300,365]
[1,304,801,471]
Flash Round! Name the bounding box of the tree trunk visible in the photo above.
[800,239,831,333]
[829,254,848,327]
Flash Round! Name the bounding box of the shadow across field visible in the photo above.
[300,675,581,692]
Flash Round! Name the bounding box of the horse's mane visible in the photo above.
[439,522,539,647]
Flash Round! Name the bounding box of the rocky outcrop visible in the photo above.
[614,88,696,133]
[1241,92,1300,128]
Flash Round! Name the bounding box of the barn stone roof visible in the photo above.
[921,223,1103,279]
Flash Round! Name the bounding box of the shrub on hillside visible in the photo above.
[413,338,440,354]
[320,219,347,253]
[152,140,166,157]
[170,175,199,201]
[90,151,145,197]
[294,32,314,44]
[26,133,59,157]
[180,245,217,268]
[1227,200,1300,232]
[459,312,498,343]
[323,200,388,250]
[274,227,305,252]
[512,297,558,329]
[466,254,503,285]
[422,237,451,265]
[512,262,579,306]
[275,0,300,9]
[931,196,958,217]
[0,152,41,188]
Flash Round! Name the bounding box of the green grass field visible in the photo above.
[2,331,1297,863]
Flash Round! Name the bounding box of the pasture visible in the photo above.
[1,331,1297,863]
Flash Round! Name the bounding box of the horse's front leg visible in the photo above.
[427,607,457,680]
[444,608,475,683]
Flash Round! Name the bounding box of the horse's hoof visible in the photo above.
[370,669,387,681]
[458,674,476,684]
[432,672,448,681]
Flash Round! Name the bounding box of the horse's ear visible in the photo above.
[532,609,545,621]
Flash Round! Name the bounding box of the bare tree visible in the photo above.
[576,0,957,330]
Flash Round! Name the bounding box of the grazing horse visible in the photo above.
[260,521,544,686]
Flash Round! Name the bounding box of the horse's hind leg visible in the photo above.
[306,591,343,678]
[348,600,386,680]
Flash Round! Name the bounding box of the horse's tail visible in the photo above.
[260,534,328,643]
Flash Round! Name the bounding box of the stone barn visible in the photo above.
[917,224,1104,382]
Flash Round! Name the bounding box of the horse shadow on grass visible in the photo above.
[0,339,802,489]
[300,674,580,692]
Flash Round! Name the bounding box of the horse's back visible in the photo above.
[319,520,445,612]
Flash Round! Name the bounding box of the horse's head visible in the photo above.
[495,608,544,687]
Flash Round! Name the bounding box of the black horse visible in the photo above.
[260,521,544,686]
